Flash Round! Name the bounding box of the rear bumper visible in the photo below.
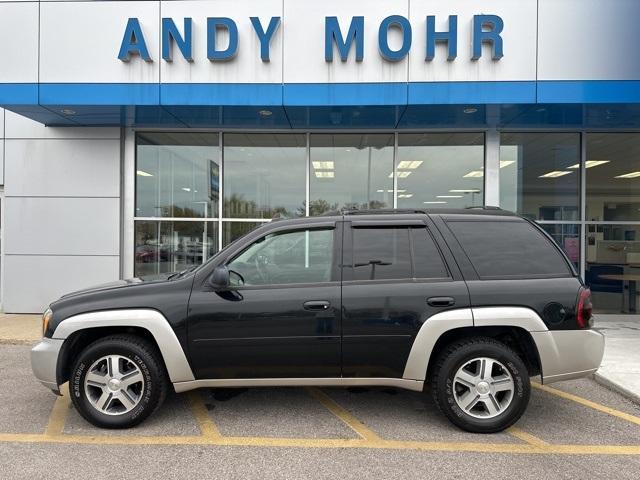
[531,329,605,384]
[30,338,64,395]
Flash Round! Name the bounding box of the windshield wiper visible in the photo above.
[168,265,198,280]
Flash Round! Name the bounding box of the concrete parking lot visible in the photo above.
[2,344,640,479]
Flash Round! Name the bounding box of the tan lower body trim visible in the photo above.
[173,377,424,393]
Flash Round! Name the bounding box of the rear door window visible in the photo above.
[446,220,572,279]
[350,226,449,281]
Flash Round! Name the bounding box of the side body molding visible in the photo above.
[402,308,473,381]
[52,309,195,383]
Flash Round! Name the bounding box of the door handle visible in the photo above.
[427,297,455,307]
[303,300,331,311]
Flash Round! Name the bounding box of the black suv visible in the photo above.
[31,208,604,433]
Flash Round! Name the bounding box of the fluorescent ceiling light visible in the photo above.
[136,170,153,177]
[315,171,335,178]
[398,194,413,198]
[615,171,640,179]
[499,160,515,168]
[182,187,191,192]
[312,161,334,170]
[376,189,403,193]
[567,160,610,169]
[396,161,423,169]
[539,171,572,178]
[389,171,412,178]
[464,170,484,178]
[423,201,447,204]
[449,189,481,193]
[437,195,464,198]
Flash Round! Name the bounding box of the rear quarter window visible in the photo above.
[446,220,572,279]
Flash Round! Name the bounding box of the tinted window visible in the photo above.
[411,228,449,279]
[353,228,411,280]
[227,229,334,285]
[447,220,572,278]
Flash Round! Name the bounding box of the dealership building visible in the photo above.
[0,0,639,314]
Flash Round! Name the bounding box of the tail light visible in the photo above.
[576,288,593,329]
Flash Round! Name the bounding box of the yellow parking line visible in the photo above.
[1,431,640,455]
[44,384,70,437]
[186,391,223,439]
[533,383,640,426]
[305,387,382,441]
[507,426,549,448]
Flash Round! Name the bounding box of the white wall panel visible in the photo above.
[0,2,38,82]
[4,111,120,140]
[40,1,160,83]
[3,255,120,313]
[4,139,120,197]
[4,197,120,256]
[161,0,283,84]
[408,0,537,82]
[284,0,409,84]
[0,139,4,185]
[538,0,640,81]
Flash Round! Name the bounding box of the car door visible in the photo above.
[341,218,470,378]
[187,222,342,379]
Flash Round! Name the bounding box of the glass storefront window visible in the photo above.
[586,224,640,314]
[539,223,580,269]
[136,132,220,218]
[396,133,484,209]
[309,134,394,215]
[223,221,266,247]
[134,221,218,277]
[586,133,640,222]
[224,134,306,219]
[500,133,580,220]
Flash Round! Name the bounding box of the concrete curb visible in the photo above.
[0,338,37,346]
[594,371,640,406]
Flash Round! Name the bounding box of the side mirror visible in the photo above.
[211,266,230,288]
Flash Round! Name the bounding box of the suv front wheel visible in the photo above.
[430,337,530,433]
[69,334,169,428]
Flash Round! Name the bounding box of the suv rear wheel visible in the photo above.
[69,334,169,428]
[430,337,530,433]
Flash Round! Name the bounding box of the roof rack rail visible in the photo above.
[336,208,428,216]
[465,206,503,210]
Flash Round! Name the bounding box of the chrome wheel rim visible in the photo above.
[452,357,515,419]
[84,355,145,416]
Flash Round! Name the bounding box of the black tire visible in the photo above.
[69,334,169,429]
[430,337,530,433]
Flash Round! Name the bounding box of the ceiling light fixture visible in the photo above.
[315,171,335,178]
[499,160,515,168]
[423,201,447,204]
[398,194,414,198]
[464,170,484,178]
[463,108,478,114]
[388,171,412,178]
[182,187,191,192]
[312,161,334,170]
[615,171,640,179]
[437,195,464,198]
[539,171,572,178]
[136,170,153,177]
[567,160,610,169]
[449,189,481,193]
[258,109,272,117]
[397,161,423,169]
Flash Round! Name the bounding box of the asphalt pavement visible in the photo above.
[1,344,640,479]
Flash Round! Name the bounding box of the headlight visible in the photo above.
[42,308,53,337]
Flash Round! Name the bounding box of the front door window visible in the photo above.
[227,229,334,286]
